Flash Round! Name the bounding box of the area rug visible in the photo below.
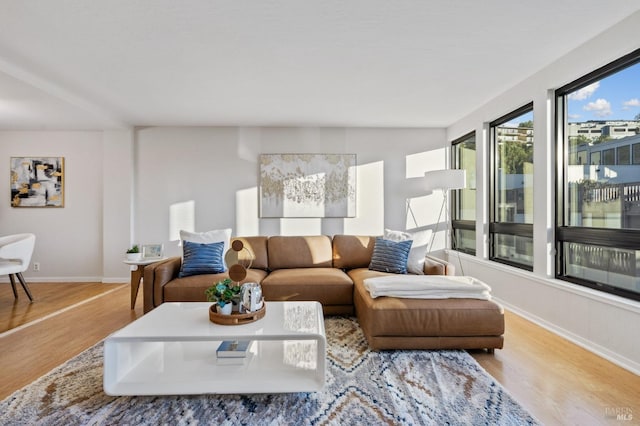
[0,317,538,425]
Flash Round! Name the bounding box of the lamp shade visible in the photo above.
[424,169,466,191]
[403,176,433,198]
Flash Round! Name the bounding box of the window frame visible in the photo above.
[489,102,534,271]
[555,47,640,302]
[451,131,477,255]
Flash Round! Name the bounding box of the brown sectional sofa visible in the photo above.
[143,234,504,351]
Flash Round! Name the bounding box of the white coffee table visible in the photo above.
[103,301,326,396]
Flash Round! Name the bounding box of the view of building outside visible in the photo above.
[451,133,476,254]
[562,60,640,294]
[492,109,534,269]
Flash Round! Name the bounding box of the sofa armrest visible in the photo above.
[423,255,455,276]
[143,256,181,313]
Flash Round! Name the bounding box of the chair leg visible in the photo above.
[8,274,18,299]
[16,272,34,302]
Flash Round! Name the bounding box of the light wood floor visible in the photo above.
[0,282,126,333]
[1,283,638,425]
[471,312,639,425]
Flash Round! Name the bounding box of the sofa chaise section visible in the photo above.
[352,269,504,350]
[330,234,504,350]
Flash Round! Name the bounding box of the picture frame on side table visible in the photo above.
[142,244,164,259]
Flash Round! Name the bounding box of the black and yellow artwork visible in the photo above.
[10,157,65,207]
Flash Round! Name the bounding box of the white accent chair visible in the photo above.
[0,233,35,301]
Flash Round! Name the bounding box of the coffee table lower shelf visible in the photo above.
[104,339,324,395]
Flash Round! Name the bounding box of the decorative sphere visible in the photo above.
[224,239,255,283]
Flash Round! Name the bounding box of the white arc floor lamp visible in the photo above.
[424,169,467,255]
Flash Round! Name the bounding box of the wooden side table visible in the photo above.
[123,258,167,309]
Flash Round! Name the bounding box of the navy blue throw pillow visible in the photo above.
[368,237,412,274]
[179,240,226,277]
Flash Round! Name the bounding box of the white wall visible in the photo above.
[1,126,447,283]
[0,131,106,281]
[102,130,135,282]
[134,126,447,258]
[446,11,640,374]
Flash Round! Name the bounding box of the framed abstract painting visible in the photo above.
[259,153,356,218]
[10,157,65,207]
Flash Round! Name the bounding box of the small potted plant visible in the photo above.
[205,278,241,315]
[126,245,141,261]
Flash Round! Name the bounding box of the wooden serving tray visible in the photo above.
[209,302,266,325]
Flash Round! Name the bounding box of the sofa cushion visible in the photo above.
[179,241,226,277]
[369,238,412,274]
[230,236,269,270]
[332,235,376,269]
[267,235,333,270]
[164,268,268,303]
[261,268,353,305]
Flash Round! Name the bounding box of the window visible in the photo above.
[451,132,476,255]
[556,48,640,302]
[576,151,587,165]
[617,145,631,165]
[633,143,640,165]
[490,104,534,270]
[602,148,615,165]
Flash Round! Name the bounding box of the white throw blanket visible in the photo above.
[364,275,492,300]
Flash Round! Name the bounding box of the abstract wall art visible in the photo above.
[10,157,65,207]
[259,154,356,218]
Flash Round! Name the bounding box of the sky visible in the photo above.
[488,61,640,128]
[567,61,640,122]
[503,110,534,128]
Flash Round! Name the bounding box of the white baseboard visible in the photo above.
[102,277,130,284]
[0,276,126,283]
[495,296,640,376]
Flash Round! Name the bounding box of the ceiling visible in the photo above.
[0,1,639,130]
